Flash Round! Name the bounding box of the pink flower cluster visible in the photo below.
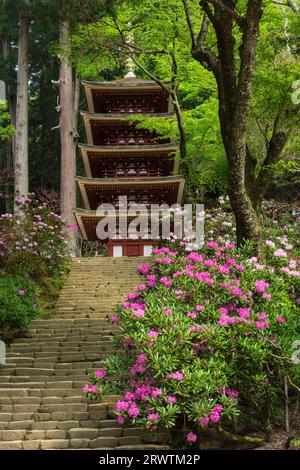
[137,264,151,274]
[152,247,177,257]
[130,353,148,376]
[166,371,184,381]
[84,384,99,394]
[199,405,223,427]
[254,279,270,294]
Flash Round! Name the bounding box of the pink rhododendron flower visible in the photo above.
[213,405,223,413]
[134,309,145,318]
[128,404,140,418]
[136,354,148,364]
[89,385,98,394]
[204,259,215,267]
[147,330,159,339]
[166,396,177,404]
[237,308,251,318]
[187,311,197,319]
[187,432,198,443]
[263,293,272,299]
[222,388,239,399]
[116,400,130,413]
[274,248,287,258]
[218,315,230,327]
[160,276,173,287]
[218,307,228,314]
[163,307,173,315]
[137,284,147,291]
[219,265,230,274]
[148,412,160,423]
[123,338,134,347]
[196,305,205,311]
[124,392,135,401]
[172,371,184,380]
[255,321,266,330]
[230,287,244,297]
[209,412,221,423]
[199,416,209,426]
[110,316,120,324]
[207,241,219,249]
[117,416,125,425]
[254,279,270,294]
[151,389,163,398]
[277,317,286,324]
[95,370,106,379]
[137,264,151,274]
[187,252,203,263]
[256,313,268,320]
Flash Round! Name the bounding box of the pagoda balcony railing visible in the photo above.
[103,136,158,146]
[98,168,163,178]
[99,203,163,210]
[106,106,157,114]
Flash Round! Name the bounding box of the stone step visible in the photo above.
[0,257,168,450]
[9,339,113,348]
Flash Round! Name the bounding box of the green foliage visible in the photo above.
[0,274,41,339]
[0,103,15,141]
[85,202,299,444]
[0,195,71,279]
[0,195,71,336]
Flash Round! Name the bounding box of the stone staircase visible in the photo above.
[0,257,170,450]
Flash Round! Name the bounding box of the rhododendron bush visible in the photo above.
[86,203,299,446]
[0,194,70,338]
[0,194,70,278]
[0,275,41,338]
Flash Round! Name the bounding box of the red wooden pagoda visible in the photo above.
[74,75,185,257]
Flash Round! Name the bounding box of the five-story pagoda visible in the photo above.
[75,68,185,257]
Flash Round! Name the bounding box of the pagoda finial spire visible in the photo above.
[124,31,136,79]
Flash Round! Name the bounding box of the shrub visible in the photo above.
[0,274,41,339]
[0,193,70,279]
[0,194,71,337]
[85,200,299,447]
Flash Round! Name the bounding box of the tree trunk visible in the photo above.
[228,149,262,256]
[14,10,29,211]
[2,36,16,212]
[59,14,76,230]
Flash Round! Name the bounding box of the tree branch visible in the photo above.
[197,13,209,46]
[181,0,197,48]
[205,0,245,28]
[273,0,300,15]
[234,0,263,128]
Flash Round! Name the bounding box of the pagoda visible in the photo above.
[74,69,185,257]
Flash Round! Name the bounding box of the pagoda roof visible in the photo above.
[74,208,155,242]
[78,143,180,179]
[76,175,185,210]
[82,78,172,90]
[76,174,184,185]
[80,111,175,120]
[78,143,178,153]
[74,207,180,242]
